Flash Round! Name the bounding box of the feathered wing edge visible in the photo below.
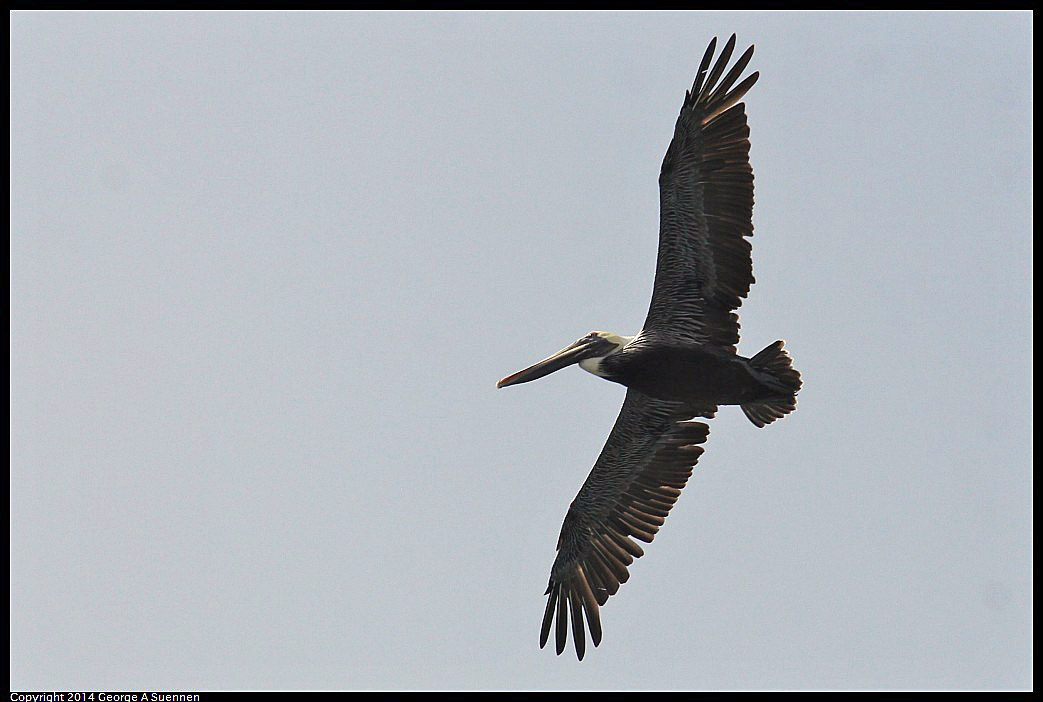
[539,405,711,660]
[647,34,760,350]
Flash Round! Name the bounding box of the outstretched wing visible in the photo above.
[643,34,759,351]
[540,390,712,659]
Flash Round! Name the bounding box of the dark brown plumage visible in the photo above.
[644,33,759,351]
[539,393,710,659]
[497,35,802,660]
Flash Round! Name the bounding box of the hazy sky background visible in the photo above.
[11,11,1032,691]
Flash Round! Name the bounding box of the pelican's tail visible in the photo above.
[741,340,802,428]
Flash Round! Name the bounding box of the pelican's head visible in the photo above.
[496,331,633,389]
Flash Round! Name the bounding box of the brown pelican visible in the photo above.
[497,35,802,660]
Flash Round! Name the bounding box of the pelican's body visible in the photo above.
[497,35,802,660]
[567,333,784,404]
[597,340,792,406]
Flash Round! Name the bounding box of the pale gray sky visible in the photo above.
[10,10,1032,691]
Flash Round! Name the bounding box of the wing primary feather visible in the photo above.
[593,538,633,579]
[540,584,557,649]
[583,556,612,601]
[707,44,755,106]
[555,584,568,655]
[598,532,636,563]
[587,550,620,600]
[623,500,670,519]
[609,529,646,557]
[575,567,603,646]
[615,515,657,543]
[620,508,662,531]
[703,72,760,124]
[569,586,586,660]
[690,36,717,98]
[625,506,666,527]
[701,33,736,98]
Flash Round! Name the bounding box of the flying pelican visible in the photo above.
[496,35,802,660]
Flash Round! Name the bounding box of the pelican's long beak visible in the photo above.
[497,336,614,388]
